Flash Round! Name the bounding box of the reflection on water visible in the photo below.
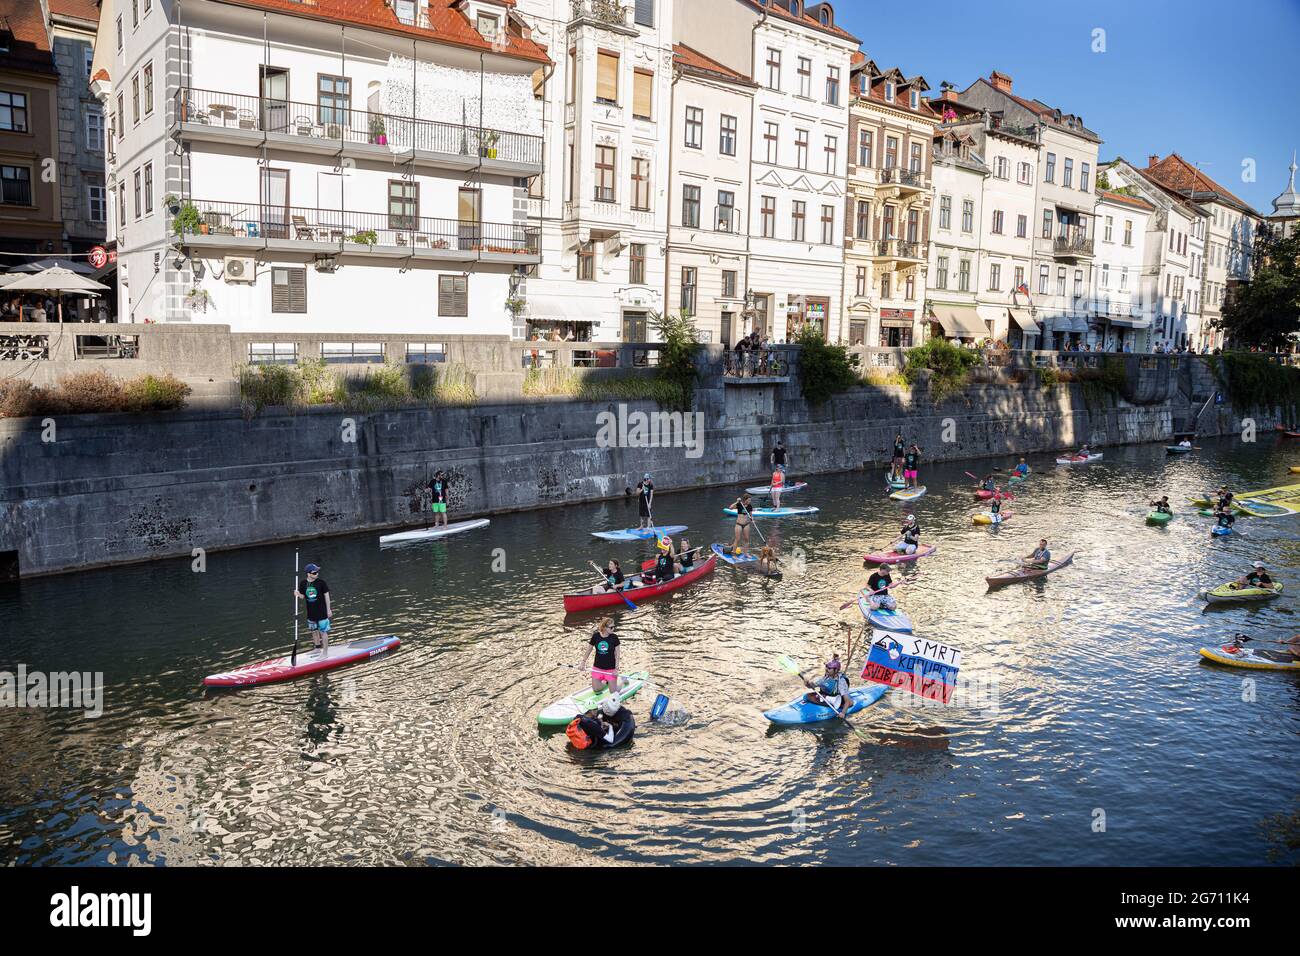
[1,436,1298,865]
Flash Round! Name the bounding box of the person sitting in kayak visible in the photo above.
[294,563,332,658]
[1234,561,1273,589]
[652,535,676,583]
[580,618,623,694]
[865,564,895,610]
[1214,509,1235,531]
[1150,496,1172,515]
[893,514,920,555]
[989,494,1004,520]
[979,473,997,492]
[1077,444,1090,458]
[1177,439,1192,449]
[801,657,851,718]
[597,559,625,592]
[728,493,755,555]
[1023,540,1051,571]
[1013,458,1029,477]
[904,444,922,489]
[635,474,655,529]
[770,468,785,510]
[676,537,695,572]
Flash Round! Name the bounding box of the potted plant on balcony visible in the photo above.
[183,287,210,313]
[369,116,388,146]
[164,193,181,216]
[480,129,499,160]
[172,201,202,237]
[349,229,379,248]
[505,293,526,316]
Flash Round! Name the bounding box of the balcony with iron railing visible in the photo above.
[871,237,928,262]
[1053,231,1095,258]
[174,87,543,171]
[879,166,928,190]
[175,199,540,262]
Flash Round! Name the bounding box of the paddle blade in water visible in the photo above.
[650,693,670,720]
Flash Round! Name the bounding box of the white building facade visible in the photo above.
[925,125,987,345]
[1088,190,1154,351]
[92,0,546,353]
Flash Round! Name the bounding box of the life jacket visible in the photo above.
[771,470,784,489]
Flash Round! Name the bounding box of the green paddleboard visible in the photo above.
[537,671,649,726]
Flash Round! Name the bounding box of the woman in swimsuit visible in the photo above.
[729,493,755,555]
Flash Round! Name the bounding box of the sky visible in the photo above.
[836,0,1300,215]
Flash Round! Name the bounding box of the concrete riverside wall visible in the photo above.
[3,352,1271,578]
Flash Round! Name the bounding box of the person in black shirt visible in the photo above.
[891,433,906,483]
[652,536,676,582]
[770,439,788,476]
[865,564,895,610]
[676,537,695,571]
[579,618,622,694]
[636,474,654,529]
[894,514,920,555]
[904,444,922,489]
[426,469,450,527]
[294,563,332,657]
[1235,561,1273,589]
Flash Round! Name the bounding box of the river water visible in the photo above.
[2,436,1298,866]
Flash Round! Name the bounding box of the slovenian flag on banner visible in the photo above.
[861,632,962,703]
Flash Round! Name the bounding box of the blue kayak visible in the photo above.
[857,597,914,633]
[1211,526,1233,537]
[764,684,889,724]
[591,525,687,541]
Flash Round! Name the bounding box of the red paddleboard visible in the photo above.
[863,544,937,564]
[203,635,401,688]
[974,489,1014,500]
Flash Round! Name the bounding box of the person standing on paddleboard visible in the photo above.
[866,564,895,609]
[636,474,654,530]
[904,443,922,489]
[295,564,332,657]
[891,433,906,483]
[770,467,785,509]
[1022,540,1050,571]
[579,618,623,694]
[771,438,787,477]
[728,492,755,555]
[427,469,450,528]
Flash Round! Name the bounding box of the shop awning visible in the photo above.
[524,292,606,325]
[1070,316,1089,333]
[1008,310,1040,334]
[932,304,988,338]
[1100,314,1151,329]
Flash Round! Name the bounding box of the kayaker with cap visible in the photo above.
[988,491,1005,520]
[579,618,623,694]
[294,563,332,657]
[865,564,895,610]
[1150,496,1172,516]
[1022,540,1051,571]
[1234,562,1273,589]
[635,474,655,530]
[770,467,786,509]
[728,492,756,555]
[893,514,920,555]
[770,438,788,477]
[800,656,851,718]
[426,469,450,528]
[904,443,922,489]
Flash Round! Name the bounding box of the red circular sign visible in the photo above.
[88,245,108,269]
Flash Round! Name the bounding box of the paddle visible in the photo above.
[588,560,638,611]
[776,654,868,740]
[290,550,301,666]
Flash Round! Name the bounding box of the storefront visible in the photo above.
[930,304,987,343]
[786,295,830,341]
[878,307,916,347]
[1095,313,1150,352]
[1006,309,1040,350]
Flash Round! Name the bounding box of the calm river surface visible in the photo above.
[2,436,1298,866]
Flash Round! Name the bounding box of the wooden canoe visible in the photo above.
[986,551,1076,588]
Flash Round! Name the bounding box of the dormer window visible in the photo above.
[909,89,918,109]
[476,13,499,42]
[884,82,895,103]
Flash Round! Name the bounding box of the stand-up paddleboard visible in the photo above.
[380,518,490,545]
[711,543,782,577]
[722,506,818,518]
[856,597,914,633]
[591,525,688,541]
[862,544,936,565]
[1199,645,1300,671]
[537,670,649,726]
[888,486,927,502]
[764,684,888,724]
[204,635,401,688]
[972,511,1011,525]
[746,481,808,496]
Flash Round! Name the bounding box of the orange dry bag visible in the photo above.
[566,718,593,749]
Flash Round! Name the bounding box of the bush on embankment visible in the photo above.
[1208,352,1300,419]
[522,367,684,404]
[795,326,859,404]
[239,359,479,416]
[902,338,981,401]
[0,370,191,417]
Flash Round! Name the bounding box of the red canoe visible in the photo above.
[974,489,1015,500]
[563,554,717,613]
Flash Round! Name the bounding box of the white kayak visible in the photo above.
[746,481,809,496]
[1056,453,1103,465]
[888,486,927,502]
[380,517,490,545]
[204,635,401,688]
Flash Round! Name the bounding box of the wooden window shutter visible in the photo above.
[596,52,619,103]
[272,267,306,313]
[633,70,652,118]
[439,275,468,316]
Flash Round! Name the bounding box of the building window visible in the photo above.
[1038,264,1049,294]
[271,267,307,313]
[143,162,152,213]
[1016,214,1027,238]
[994,156,1009,179]
[937,254,950,287]
[1056,267,1066,297]
[884,136,898,169]
[721,269,736,298]
[631,157,650,211]
[0,165,32,205]
[437,275,468,316]
[909,89,919,110]
[248,343,298,365]
[881,273,891,299]
[763,122,779,164]
[1063,157,1073,188]
[714,114,737,157]
[88,184,106,222]
[884,81,895,103]
[633,70,653,120]
[596,51,619,105]
[1014,266,1025,291]
[961,199,973,233]
[0,91,28,132]
[684,106,703,148]
[761,195,775,237]
[820,205,834,245]
[717,190,735,232]
[857,129,872,167]
[1120,267,1128,291]
[855,266,867,296]
[938,195,951,230]
[1073,269,1083,297]
[630,243,646,284]
[989,262,1001,290]
[577,242,595,280]
[132,0,139,28]
[318,74,350,125]
[1103,215,1113,242]
[116,15,123,51]
[910,142,923,173]
[1042,208,1053,239]
[1044,152,1055,183]
[1081,162,1090,192]
[825,66,840,105]
[476,13,499,41]
[905,275,915,299]
[634,0,655,27]
[1018,161,1032,184]
[765,48,781,90]
[882,204,895,239]
[797,57,811,97]
[566,49,576,105]
[388,179,418,229]
[958,259,970,291]
[991,209,1004,235]
[682,184,700,227]
[791,200,805,241]
[594,145,616,202]
[117,181,125,225]
[143,62,153,115]
[680,267,697,315]
[132,167,140,217]
[906,208,918,243]
[855,200,870,239]
[824,135,838,174]
[1100,263,1110,288]
[116,94,124,140]
[1123,219,1133,245]
[131,73,139,123]
[85,107,104,150]
[795,129,808,169]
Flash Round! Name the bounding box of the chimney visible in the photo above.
[938,90,957,103]
[1148,154,1160,169]
[989,71,1012,93]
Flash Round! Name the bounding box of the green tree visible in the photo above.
[1215,227,1300,350]
[649,310,701,411]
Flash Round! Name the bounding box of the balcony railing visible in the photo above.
[1054,233,1095,257]
[872,238,927,260]
[571,0,628,26]
[177,199,539,255]
[175,87,542,167]
[880,167,926,188]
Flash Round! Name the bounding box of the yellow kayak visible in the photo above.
[1200,644,1300,671]
[1202,582,1283,604]
[1290,466,1300,474]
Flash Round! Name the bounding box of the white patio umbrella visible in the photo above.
[3,267,110,322]
[10,257,97,276]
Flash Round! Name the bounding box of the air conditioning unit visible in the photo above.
[224,256,255,283]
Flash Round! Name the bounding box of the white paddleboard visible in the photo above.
[380,518,490,545]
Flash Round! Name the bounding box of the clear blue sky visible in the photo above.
[838,0,1300,215]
